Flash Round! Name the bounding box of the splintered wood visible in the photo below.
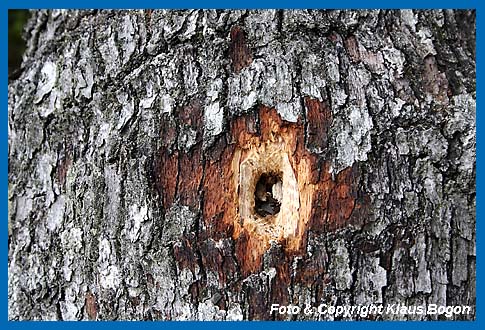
[229,105,366,275]
[155,101,368,277]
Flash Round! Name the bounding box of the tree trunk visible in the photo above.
[8,9,475,321]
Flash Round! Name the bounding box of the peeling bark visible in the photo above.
[8,9,475,320]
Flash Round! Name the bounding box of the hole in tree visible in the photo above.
[254,172,283,217]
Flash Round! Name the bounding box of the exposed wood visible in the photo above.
[230,26,253,73]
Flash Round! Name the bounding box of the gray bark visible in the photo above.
[8,9,475,320]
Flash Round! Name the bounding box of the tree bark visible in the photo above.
[8,9,475,320]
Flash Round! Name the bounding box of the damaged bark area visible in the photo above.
[155,101,367,281]
[230,105,367,276]
[229,26,253,73]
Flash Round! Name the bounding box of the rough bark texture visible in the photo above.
[8,9,475,320]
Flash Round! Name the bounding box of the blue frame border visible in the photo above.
[1,1,480,9]
[3,0,479,328]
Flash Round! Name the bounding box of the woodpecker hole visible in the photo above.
[254,172,282,217]
[237,138,300,246]
[226,105,360,277]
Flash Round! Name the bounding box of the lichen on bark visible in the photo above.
[8,9,475,320]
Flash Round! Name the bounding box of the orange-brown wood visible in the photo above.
[155,100,367,278]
